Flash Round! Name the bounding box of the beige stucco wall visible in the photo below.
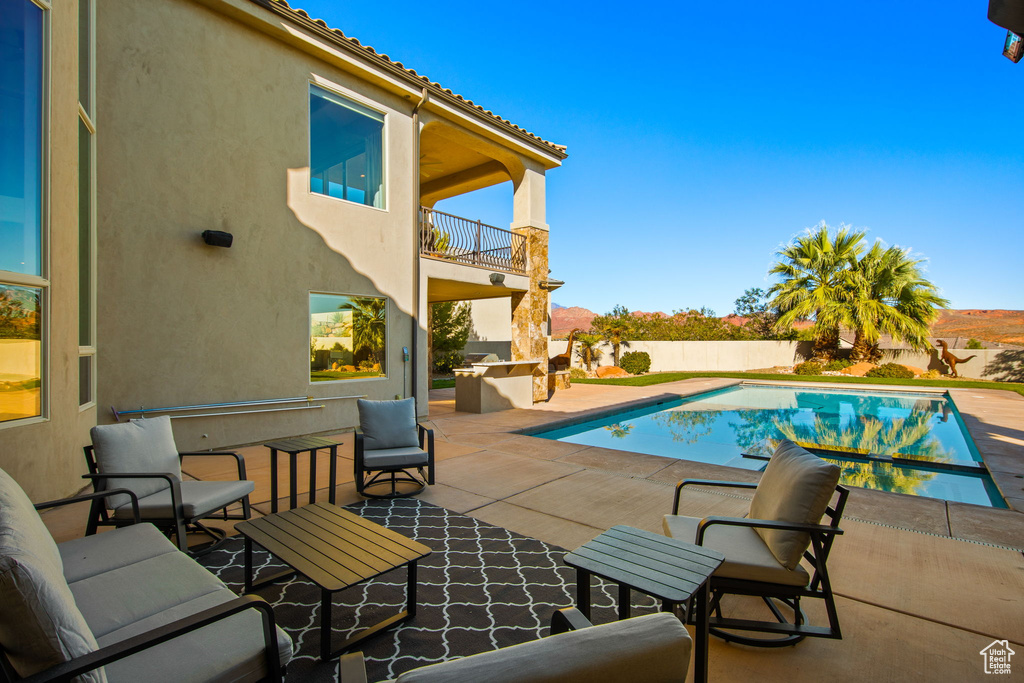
[0,2,97,501]
[94,0,421,450]
[548,340,808,373]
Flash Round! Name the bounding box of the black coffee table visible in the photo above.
[237,503,431,660]
[564,525,724,683]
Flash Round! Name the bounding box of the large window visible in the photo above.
[309,84,385,208]
[310,293,387,382]
[0,0,46,424]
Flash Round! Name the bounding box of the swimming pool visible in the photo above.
[535,384,1005,508]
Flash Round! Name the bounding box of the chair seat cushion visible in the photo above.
[0,467,105,682]
[396,612,690,683]
[362,446,430,469]
[111,480,254,520]
[663,515,810,587]
[97,591,294,683]
[60,523,177,584]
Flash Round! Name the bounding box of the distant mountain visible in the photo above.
[551,303,565,310]
[551,306,1024,344]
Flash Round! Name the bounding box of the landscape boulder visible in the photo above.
[840,362,876,377]
[900,364,926,376]
[596,366,631,379]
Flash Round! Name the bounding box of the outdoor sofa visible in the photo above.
[0,466,293,683]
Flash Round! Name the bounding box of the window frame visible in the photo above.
[307,78,388,212]
[308,291,389,384]
[0,0,51,429]
[78,0,96,410]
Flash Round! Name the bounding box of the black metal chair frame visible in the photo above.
[0,491,284,683]
[353,424,435,499]
[672,479,849,648]
[83,445,252,555]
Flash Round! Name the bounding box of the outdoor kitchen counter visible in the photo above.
[454,360,544,413]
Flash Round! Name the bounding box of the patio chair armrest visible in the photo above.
[338,652,368,683]
[178,450,248,480]
[673,479,758,514]
[549,607,593,635]
[34,489,142,525]
[82,472,183,515]
[17,595,282,683]
[695,516,843,544]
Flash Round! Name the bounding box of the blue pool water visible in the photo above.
[536,384,1005,508]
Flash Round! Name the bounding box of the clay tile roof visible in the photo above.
[254,0,567,159]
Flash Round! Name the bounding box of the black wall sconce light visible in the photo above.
[201,230,233,248]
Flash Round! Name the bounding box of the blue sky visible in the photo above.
[300,1,1022,316]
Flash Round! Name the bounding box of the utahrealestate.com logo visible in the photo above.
[980,640,1015,675]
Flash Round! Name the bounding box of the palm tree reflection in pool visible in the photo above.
[604,423,633,439]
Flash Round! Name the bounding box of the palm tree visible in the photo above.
[346,297,386,371]
[840,244,949,362]
[768,223,866,360]
[574,332,603,371]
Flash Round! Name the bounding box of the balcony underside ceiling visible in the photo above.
[419,125,513,206]
[423,258,530,303]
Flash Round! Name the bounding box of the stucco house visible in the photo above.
[0,0,566,501]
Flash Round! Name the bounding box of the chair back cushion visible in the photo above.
[0,467,105,682]
[396,612,690,683]
[90,416,182,507]
[748,439,841,570]
[358,398,419,450]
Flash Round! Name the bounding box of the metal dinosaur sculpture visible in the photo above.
[936,339,977,378]
[549,328,581,373]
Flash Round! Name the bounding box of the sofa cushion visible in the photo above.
[396,612,690,683]
[90,416,182,507]
[59,524,177,584]
[662,515,810,587]
[98,590,294,683]
[358,398,419,450]
[748,439,841,570]
[0,467,105,682]
[109,480,255,520]
[362,447,429,469]
[69,551,226,640]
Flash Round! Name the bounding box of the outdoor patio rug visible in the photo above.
[200,498,659,682]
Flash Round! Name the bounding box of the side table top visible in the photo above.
[264,435,342,452]
[236,503,431,592]
[564,525,725,603]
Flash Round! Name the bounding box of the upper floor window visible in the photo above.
[309,84,385,209]
[0,0,44,277]
[0,0,46,424]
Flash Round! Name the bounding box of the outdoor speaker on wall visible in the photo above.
[201,230,233,248]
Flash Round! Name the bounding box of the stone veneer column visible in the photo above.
[511,227,549,402]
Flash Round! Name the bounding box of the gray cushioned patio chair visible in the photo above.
[84,415,255,554]
[664,439,849,647]
[339,609,691,683]
[354,398,435,499]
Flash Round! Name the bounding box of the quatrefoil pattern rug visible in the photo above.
[201,498,658,682]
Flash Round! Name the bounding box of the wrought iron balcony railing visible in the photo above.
[419,207,527,275]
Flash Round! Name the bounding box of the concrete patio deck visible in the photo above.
[42,378,1024,681]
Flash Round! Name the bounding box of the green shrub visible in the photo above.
[921,369,941,379]
[967,338,983,350]
[619,351,651,375]
[432,350,464,375]
[865,363,915,379]
[793,361,824,375]
[569,367,587,380]
[823,359,854,372]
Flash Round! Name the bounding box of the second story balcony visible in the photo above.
[419,207,527,275]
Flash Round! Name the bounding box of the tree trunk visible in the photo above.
[812,327,840,361]
[850,330,873,363]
